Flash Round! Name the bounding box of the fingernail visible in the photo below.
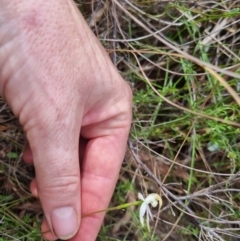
[51,206,79,240]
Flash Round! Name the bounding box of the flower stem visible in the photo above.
[82,200,142,218]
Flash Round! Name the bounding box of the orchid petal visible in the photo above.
[139,202,147,226]
[144,193,157,204]
[147,205,153,220]
[145,193,162,208]
[146,208,150,232]
[151,199,158,208]
[138,192,145,201]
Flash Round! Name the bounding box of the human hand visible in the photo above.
[0,0,132,240]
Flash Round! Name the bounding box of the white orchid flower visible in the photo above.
[138,193,162,231]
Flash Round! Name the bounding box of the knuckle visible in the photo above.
[39,174,80,196]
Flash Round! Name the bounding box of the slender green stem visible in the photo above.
[82,201,142,218]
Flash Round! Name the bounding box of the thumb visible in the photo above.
[25,111,81,240]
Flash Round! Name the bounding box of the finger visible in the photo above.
[23,146,38,198]
[70,131,130,240]
[25,110,82,240]
[41,218,58,241]
[22,143,33,164]
[30,178,38,198]
[30,135,88,200]
[69,86,132,241]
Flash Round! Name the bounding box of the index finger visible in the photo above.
[70,131,129,241]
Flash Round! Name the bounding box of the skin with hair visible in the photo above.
[0,0,132,240]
